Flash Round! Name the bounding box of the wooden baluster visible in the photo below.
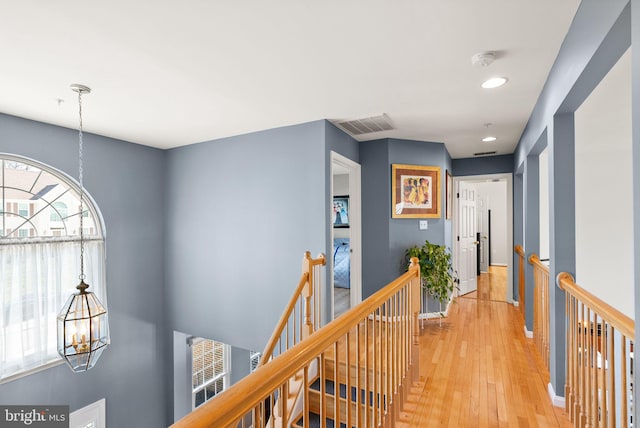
[606,324,615,428]
[346,329,352,428]
[302,251,313,339]
[372,307,378,427]
[364,315,369,428]
[355,322,361,428]
[303,366,309,428]
[575,296,580,422]
[410,257,420,383]
[565,290,573,418]
[596,315,603,427]
[335,340,341,428]
[578,303,589,427]
[280,382,287,428]
[320,352,326,428]
[621,339,628,427]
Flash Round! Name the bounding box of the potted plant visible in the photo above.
[405,240,458,308]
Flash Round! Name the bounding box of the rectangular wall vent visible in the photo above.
[334,114,394,136]
[474,151,497,156]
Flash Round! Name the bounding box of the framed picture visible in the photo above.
[333,195,349,228]
[391,164,441,218]
[446,170,453,219]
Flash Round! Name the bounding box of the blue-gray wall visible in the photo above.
[0,113,168,427]
[165,120,326,355]
[452,154,514,177]
[361,138,452,300]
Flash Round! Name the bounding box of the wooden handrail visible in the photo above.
[528,253,548,272]
[259,251,326,367]
[528,253,550,370]
[557,272,633,339]
[259,272,309,365]
[514,245,524,257]
[558,271,634,427]
[172,260,421,428]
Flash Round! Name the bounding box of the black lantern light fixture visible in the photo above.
[57,84,110,372]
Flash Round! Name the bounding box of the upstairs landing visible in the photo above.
[400,272,572,427]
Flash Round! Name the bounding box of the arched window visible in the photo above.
[0,155,106,382]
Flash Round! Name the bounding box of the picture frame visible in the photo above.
[391,164,441,218]
[333,195,349,228]
[446,170,453,219]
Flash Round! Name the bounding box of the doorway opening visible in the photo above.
[330,152,362,319]
[453,173,513,304]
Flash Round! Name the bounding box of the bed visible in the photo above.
[333,238,350,289]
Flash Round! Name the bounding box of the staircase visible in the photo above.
[172,254,423,428]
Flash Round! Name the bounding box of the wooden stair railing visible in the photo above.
[172,257,422,428]
[529,253,550,371]
[514,245,525,320]
[259,251,326,368]
[558,272,634,428]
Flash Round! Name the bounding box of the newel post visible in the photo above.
[302,251,313,339]
[409,256,421,382]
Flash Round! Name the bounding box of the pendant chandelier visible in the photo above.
[57,84,110,372]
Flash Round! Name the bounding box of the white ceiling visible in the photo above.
[0,1,580,158]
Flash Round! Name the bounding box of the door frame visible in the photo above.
[330,152,362,319]
[453,173,514,303]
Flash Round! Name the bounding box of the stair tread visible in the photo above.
[309,378,386,406]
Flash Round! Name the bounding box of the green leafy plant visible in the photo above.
[405,240,458,305]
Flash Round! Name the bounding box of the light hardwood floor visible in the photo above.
[401,271,571,427]
[462,266,508,302]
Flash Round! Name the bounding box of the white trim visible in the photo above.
[0,360,64,385]
[70,398,106,428]
[512,301,520,307]
[524,326,533,339]
[547,383,566,408]
[330,152,362,321]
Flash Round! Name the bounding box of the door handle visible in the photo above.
[473,241,480,245]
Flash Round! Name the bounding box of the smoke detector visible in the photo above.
[471,51,496,68]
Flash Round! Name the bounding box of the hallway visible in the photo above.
[402,272,571,427]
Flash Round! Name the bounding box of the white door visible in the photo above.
[458,182,478,295]
[69,399,105,428]
[477,192,489,272]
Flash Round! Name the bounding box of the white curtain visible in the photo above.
[0,239,106,381]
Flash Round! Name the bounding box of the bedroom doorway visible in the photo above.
[330,152,362,319]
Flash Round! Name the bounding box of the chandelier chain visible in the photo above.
[77,90,85,281]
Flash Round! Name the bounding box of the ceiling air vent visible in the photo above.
[474,151,497,157]
[334,114,394,136]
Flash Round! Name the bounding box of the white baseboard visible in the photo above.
[548,383,566,408]
[524,325,533,339]
[512,301,519,307]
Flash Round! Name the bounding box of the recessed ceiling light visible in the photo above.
[482,77,508,89]
[482,136,497,142]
